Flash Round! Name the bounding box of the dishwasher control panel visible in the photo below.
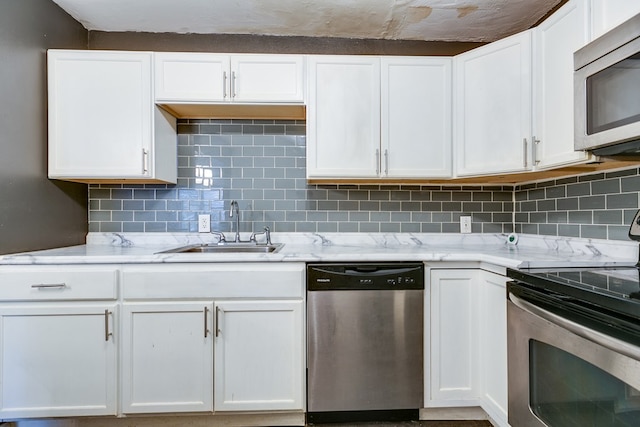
[307,262,424,291]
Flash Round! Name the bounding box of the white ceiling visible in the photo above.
[52,0,563,43]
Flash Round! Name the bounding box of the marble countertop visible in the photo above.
[1,232,638,269]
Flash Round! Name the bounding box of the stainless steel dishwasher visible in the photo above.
[306,262,424,423]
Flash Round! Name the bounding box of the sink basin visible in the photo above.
[157,243,284,254]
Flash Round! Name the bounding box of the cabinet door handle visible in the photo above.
[533,136,541,166]
[522,138,528,167]
[223,71,228,99]
[215,306,221,337]
[204,307,210,338]
[231,71,237,99]
[104,309,112,341]
[142,149,149,174]
[375,149,380,176]
[384,149,389,176]
[31,283,67,289]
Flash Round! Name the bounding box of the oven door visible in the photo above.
[508,291,640,427]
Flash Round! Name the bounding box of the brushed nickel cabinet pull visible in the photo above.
[142,149,149,174]
[375,149,380,176]
[523,138,528,167]
[204,307,210,338]
[31,283,67,289]
[384,149,389,176]
[232,71,237,99]
[215,306,221,337]
[223,71,228,99]
[104,309,112,341]
[533,136,541,165]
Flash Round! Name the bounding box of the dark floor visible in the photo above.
[307,422,493,427]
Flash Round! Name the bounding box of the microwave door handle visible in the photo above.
[509,292,640,361]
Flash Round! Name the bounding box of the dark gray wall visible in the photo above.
[0,0,88,254]
[89,32,484,56]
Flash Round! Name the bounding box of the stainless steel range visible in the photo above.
[506,210,640,427]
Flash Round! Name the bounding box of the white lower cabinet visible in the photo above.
[0,266,119,419]
[121,302,215,413]
[120,263,306,416]
[214,300,304,411]
[428,269,480,404]
[478,270,508,427]
[0,304,118,419]
[427,266,508,427]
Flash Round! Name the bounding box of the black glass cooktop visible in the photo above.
[507,266,640,319]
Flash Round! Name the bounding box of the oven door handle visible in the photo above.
[509,292,640,361]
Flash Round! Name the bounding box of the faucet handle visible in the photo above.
[210,231,226,244]
[249,226,272,245]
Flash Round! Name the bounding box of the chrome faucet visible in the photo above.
[229,200,241,242]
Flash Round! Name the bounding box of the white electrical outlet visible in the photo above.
[198,214,211,233]
[460,216,472,234]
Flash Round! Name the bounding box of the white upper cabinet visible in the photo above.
[307,55,381,178]
[590,0,640,40]
[48,50,177,183]
[533,0,593,169]
[307,55,452,180]
[381,57,452,178]
[455,30,533,177]
[154,53,305,103]
[231,55,305,102]
[155,53,229,102]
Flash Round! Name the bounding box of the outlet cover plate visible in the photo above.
[198,214,211,233]
[460,216,472,234]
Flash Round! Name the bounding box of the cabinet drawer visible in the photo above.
[0,267,118,301]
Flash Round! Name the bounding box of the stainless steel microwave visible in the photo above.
[574,12,640,156]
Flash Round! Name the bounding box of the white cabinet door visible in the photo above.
[307,55,381,178]
[478,271,508,427]
[0,304,117,418]
[428,269,480,404]
[381,57,452,178]
[590,0,640,39]
[214,300,304,412]
[155,53,229,102]
[533,0,592,169]
[121,302,214,414]
[231,55,305,103]
[48,50,176,183]
[455,31,533,176]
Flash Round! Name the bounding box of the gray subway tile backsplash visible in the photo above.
[514,168,640,241]
[89,119,513,235]
[88,119,640,241]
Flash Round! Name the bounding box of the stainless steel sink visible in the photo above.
[157,242,284,254]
